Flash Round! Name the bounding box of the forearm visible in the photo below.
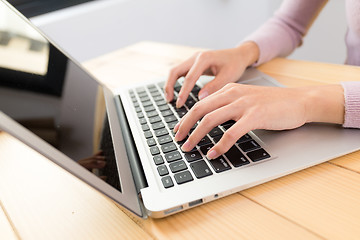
[303,84,345,124]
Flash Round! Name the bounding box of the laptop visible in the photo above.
[1,0,360,218]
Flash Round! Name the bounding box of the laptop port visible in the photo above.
[189,198,203,207]
[164,205,183,215]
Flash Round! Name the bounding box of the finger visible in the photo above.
[198,69,238,100]
[174,90,232,141]
[207,117,253,159]
[79,159,106,170]
[177,52,214,107]
[181,104,239,152]
[164,57,195,102]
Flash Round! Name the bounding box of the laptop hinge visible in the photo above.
[114,96,148,194]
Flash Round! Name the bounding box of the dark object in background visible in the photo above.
[11,0,96,18]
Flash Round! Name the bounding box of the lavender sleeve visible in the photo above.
[341,82,360,128]
[243,0,327,65]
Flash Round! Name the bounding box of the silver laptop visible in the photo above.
[1,0,360,218]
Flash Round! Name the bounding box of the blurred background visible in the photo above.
[9,0,346,64]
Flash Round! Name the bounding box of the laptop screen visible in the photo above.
[0,1,122,192]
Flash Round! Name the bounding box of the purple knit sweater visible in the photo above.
[245,0,360,128]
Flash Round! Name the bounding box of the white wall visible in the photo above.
[30,0,347,64]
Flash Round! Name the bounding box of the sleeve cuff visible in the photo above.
[341,81,360,128]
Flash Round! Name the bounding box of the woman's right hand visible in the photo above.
[164,41,260,108]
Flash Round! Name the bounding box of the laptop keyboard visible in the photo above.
[128,81,271,189]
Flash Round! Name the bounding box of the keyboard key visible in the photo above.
[212,136,221,143]
[161,110,173,117]
[164,115,177,123]
[140,96,150,102]
[247,148,271,162]
[141,124,150,131]
[157,134,172,145]
[150,146,160,155]
[238,140,260,152]
[237,134,252,143]
[174,171,193,184]
[139,118,147,125]
[153,95,164,101]
[153,155,164,165]
[136,87,146,94]
[191,85,201,93]
[157,165,169,176]
[161,176,174,188]
[185,98,196,109]
[209,127,223,137]
[133,102,139,108]
[176,110,187,118]
[137,112,144,118]
[154,128,168,137]
[184,150,203,162]
[150,90,161,96]
[209,157,231,173]
[151,122,165,130]
[199,143,214,155]
[161,143,177,153]
[169,160,188,173]
[142,101,153,107]
[165,151,182,163]
[174,85,182,92]
[147,138,156,147]
[167,121,178,130]
[149,116,162,124]
[190,160,213,178]
[158,105,170,111]
[146,111,158,118]
[147,84,156,89]
[225,146,250,167]
[135,107,142,113]
[197,136,211,146]
[138,92,148,98]
[144,131,153,139]
[156,100,167,106]
[131,97,138,103]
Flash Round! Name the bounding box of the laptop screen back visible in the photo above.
[0,0,144,214]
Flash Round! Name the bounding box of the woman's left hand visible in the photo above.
[174,83,344,159]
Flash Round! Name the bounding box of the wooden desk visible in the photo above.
[1,42,360,239]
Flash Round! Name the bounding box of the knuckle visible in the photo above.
[200,114,214,126]
[223,129,239,143]
[197,51,211,61]
[191,102,202,113]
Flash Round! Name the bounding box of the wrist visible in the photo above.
[303,85,345,124]
[235,41,260,67]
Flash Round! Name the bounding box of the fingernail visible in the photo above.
[164,92,169,102]
[207,149,217,159]
[173,122,180,133]
[174,131,181,141]
[198,90,208,100]
[181,140,191,152]
[176,96,182,108]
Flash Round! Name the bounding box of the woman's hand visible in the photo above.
[164,41,260,108]
[174,83,344,159]
[78,151,106,170]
